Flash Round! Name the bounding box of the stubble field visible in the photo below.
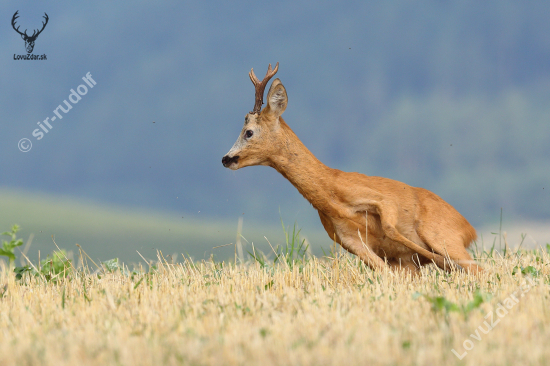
[0,246,549,366]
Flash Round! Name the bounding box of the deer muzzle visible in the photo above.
[222,155,240,168]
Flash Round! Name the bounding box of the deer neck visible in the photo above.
[269,119,337,212]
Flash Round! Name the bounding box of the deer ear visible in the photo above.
[265,79,287,117]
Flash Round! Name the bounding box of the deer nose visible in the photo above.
[222,155,239,167]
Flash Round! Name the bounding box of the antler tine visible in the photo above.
[264,62,279,80]
[35,13,49,36]
[250,62,279,114]
[249,68,260,86]
[11,11,25,36]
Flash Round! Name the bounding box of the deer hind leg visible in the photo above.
[374,203,452,271]
[415,224,483,275]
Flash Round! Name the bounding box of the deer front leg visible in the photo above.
[318,210,387,271]
[344,238,388,272]
[339,232,424,275]
[387,258,422,276]
[332,224,388,272]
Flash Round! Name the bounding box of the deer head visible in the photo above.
[222,62,289,170]
[12,11,49,54]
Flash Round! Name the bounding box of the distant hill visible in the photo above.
[0,189,328,265]
[2,0,550,229]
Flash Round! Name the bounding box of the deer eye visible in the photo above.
[245,130,253,138]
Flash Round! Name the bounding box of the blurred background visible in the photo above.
[2,1,550,264]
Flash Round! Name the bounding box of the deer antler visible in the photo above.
[30,13,49,39]
[249,62,279,114]
[11,11,48,39]
[11,11,26,37]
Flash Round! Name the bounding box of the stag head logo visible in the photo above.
[12,11,49,54]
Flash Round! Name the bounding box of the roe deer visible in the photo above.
[222,63,482,275]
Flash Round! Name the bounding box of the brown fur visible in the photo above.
[223,76,482,275]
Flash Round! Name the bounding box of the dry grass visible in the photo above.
[0,247,549,366]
